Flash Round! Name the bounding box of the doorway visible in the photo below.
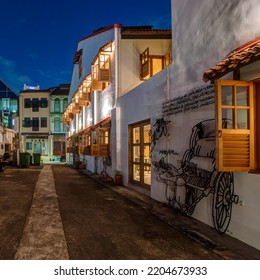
[129,120,151,187]
[34,142,42,154]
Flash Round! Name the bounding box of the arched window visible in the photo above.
[54,117,60,132]
[54,98,60,112]
[63,98,68,112]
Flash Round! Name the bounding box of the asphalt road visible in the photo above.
[1,164,258,260]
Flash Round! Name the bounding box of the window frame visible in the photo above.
[41,98,48,108]
[23,117,31,128]
[32,98,39,112]
[32,117,39,131]
[41,117,47,128]
[24,98,31,108]
[215,79,255,172]
[140,48,165,80]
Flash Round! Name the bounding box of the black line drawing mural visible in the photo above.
[152,119,239,233]
[151,118,171,152]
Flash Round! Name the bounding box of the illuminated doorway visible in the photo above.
[129,120,151,187]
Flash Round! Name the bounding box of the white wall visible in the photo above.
[115,0,260,250]
[69,27,116,102]
[120,39,172,96]
[169,0,260,249]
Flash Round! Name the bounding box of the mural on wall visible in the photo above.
[152,118,239,233]
[151,117,171,152]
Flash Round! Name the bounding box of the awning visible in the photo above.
[92,116,111,130]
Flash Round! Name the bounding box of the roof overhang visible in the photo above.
[203,37,260,82]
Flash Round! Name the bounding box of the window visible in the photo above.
[2,98,10,110]
[41,98,48,108]
[24,98,31,108]
[54,117,60,132]
[54,98,60,112]
[91,42,112,90]
[129,121,151,186]
[41,117,47,128]
[63,98,68,112]
[23,118,31,127]
[215,80,255,171]
[26,142,32,150]
[91,64,103,91]
[98,53,110,82]
[140,47,169,80]
[32,98,39,112]
[140,48,149,78]
[79,55,82,78]
[10,99,18,113]
[32,118,39,131]
[91,128,110,157]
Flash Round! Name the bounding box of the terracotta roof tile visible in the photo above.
[203,37,260,82]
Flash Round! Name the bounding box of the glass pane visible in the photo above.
[237,109,249,129]
[222,109,234,128]
[144,167,151,185]
[152,58,163,76]
[236,86,249,106]
[221,86,233,106]
[143,145,151,163]
[133,127,140,143]
[133,146,140,162]
[133,164,140,182]
[143,124,151,143]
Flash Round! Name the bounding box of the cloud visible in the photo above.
[0,55,31,92]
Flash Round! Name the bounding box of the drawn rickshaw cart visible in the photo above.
[153,119,239,233]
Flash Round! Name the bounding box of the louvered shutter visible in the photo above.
[216,80,255,171]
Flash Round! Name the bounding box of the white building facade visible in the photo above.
[64,0,260,250]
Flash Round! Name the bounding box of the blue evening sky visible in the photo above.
[0,0,171,93]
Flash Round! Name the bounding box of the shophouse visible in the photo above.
[64,0,260,250]
[49,84,69,161]
[19,86,50,159]
[63,24,171,172]
[20,84,69,161]
[0,80,19,157]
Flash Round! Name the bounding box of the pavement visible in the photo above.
[15,165,68,260]
[1,163,260,260]
[78,168,260,260]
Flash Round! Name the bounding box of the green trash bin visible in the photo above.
[19,153,30,167]
[33,153,41,165]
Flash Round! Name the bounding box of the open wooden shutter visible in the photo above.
[98,54,110,82]
[140,47,149,79]
[91,65,103,91]
[215,80,255,171]
[164,52,172,67]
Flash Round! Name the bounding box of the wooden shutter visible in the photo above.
[164,52,172,67]
[98,54,110,82]
[215,80,255,171]
[91,65,103,91]
[140,48,149,79]
[98,144,109,157]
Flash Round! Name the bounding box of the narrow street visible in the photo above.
[1,164,260,260]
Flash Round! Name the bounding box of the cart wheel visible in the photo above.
[185,187,197,215]
[212,172,234,233]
